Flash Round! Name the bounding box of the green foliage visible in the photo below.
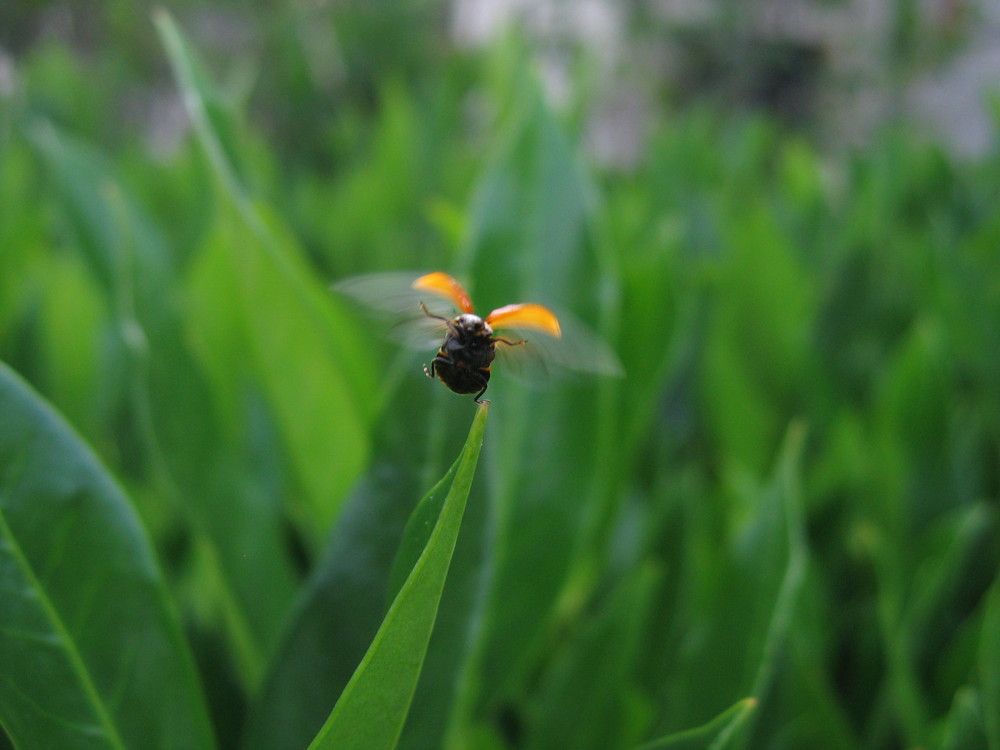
[2,6,1000,750]
[0,363,215,750]
[308,403,488,750]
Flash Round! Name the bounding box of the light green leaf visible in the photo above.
[27,116,296,692]
[307,402,489,750]
[157,9,378,536]
[0,361,215,750]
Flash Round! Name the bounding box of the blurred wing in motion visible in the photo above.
[334,271,624,379]
[333,271,455,349]
[412,271,475,314]
[486,303,562,337]
[334,271,461,319]
[492,306,624,380]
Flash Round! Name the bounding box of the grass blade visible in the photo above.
[982,576,1000,750]
[0,362,215,750]
[940,687,987,750]
[155,9,378,536]
[523,565,661,750]
[28,118,296,689]
[632,698,758,750]
[307,402,489,750]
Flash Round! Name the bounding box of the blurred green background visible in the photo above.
[2,1,1000,749]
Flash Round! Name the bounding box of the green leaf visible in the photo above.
[644,422,808,736]
[157,9,378,536]
[243,462,417,750]
[0,361,215,750]
[702,201,814,474]
[393,465,492,750]
[940,687,987,750]
[26,121,174,313]
[27,117,296,692]
[307,402,489,750]
[452,67,619,728]
[243,386,473,750]
[632,698,757,750]
[981,576,1000,750]
[36,255,106,442]
[523,565,661,750]
[385,456,460,606]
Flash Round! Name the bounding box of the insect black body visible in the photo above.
[336,272,619,404]
[422,306,520,403]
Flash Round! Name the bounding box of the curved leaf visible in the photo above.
[632,698,758,750]
[308,402,489,750]
[0,362,215,750]
[156,10,377,538]
[385,455,460,606]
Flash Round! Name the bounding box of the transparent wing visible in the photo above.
[332,271,455,350]
[492,307,624,379]
[333,271,464,318]
[333,272,625,378]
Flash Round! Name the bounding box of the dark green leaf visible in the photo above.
[633,698,757,750]
[523,566,661,750]
[27,114,296,693]
[243,384,472,750]
[940,688,987,750]
[0,361,215,750]
[981,577,1000,750]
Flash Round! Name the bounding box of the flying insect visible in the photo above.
[335,271,622,402]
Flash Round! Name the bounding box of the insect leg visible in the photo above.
[467,367,490,403]
[423,353,449,380]
[493,336,526,347]
[419,301,449,321]
[473,381,490,403]
[420,302,461,335]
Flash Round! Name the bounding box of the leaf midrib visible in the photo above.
[0,508,127,750]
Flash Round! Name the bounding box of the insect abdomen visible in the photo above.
[433,354,492,394]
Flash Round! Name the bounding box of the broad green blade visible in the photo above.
[0,362,215,750]
[242,386,478,750]
[156,9,377,537]
[25,121,173,316]
[28,118,297,690]
[307,402,489,750]
[385,455,460,605]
